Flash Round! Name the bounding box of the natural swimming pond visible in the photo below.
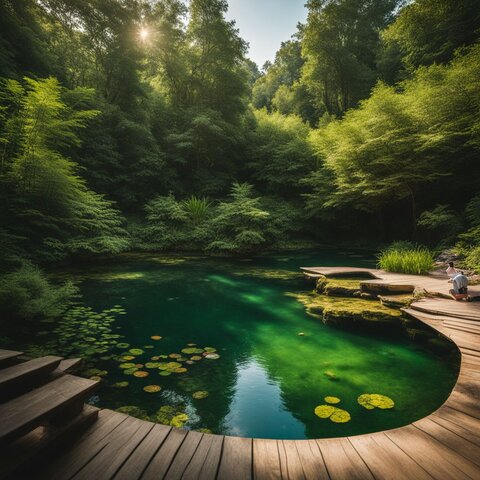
[25,249,459,439]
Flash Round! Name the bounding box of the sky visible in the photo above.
[225,0,308,68]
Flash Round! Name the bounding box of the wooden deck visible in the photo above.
[1,267,479,479]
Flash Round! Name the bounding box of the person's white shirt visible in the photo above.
[446,266,457,278]
[452,273,468,294]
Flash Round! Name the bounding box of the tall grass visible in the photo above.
[378,246,434,275]
[182,196,212,225]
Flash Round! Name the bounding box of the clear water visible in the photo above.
[48,249,459,439]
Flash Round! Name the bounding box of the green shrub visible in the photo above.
[378,246,434,275]
[0,264,79,321]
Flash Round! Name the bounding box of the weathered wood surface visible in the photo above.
[3,267,480,479]
[301,266,480,299]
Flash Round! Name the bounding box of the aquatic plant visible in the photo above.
[378,246,434,275]
[151,336,162,340]
[358,394,395,410]
[119,363,136,369]
[113,381,129,388]
[204,353,220,360]
[324,396,341,404]
[116,406,149,420]
[181,347,204,355]
[155,405,189,427]
[144,385,162,393]
[193,391,209,399]
[133,371,149,377]
[314,405,351,423]
[129,348,144,355]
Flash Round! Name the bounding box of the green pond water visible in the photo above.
[33,250,460,439]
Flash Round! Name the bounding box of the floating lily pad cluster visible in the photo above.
[314,396,351,423]
[314,393,395,425]
[51,305,127,363]
[357,393,395,410]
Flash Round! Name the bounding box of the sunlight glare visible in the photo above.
[139,27,149,41]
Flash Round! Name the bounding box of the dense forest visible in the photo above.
[1,0,480,320]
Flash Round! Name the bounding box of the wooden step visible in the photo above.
[0,350,23,368]
[57,358,83,373]
[0,374,98,446]
[0,405,99,480]
[0,356,62,401]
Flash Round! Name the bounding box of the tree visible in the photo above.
[382,0,480,69]
[302,0,400,117]
[0,77,128,264]
[248,110,315,195]
[207,183,271,253]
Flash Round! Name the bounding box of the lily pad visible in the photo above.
[190,356,202,361]
[116,406,149,420]
[169,353,182,359]
[324,396,341,404]
[155,406,189,427]
[314,405,351,423]
[143,385,162,393]
[151,336,162,340]
[181,347,204,355]
[159,371,172,376]
[358,394,395,410]
[330,408,351,423]
[314,405,336,418]
[171,414,189,428]
[123,367,138,375]
[172,367,187,373]
[116,343,130,349]
[133,371,149,378]
[145,362,160,369]
[192,391,209,400]
[151,356,161,361]
[205,353,220,360]
[198,428,212,434]
[90,376,102,381]
[119,363,136,369]
[113,381,129,388]
[121,355,136,361]
[129,348,144,355]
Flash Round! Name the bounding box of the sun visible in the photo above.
[139,27,149,41]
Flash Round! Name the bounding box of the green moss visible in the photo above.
[287,292,404,327]
[318,277,363,297]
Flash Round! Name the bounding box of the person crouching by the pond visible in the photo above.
[449,272,469,301]
[446,262,457,282]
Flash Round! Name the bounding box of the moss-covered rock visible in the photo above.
[319,277,363,297]
[287,292,404,327]
[379,294,414,308]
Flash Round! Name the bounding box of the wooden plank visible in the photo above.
[164,430,203,479]
[385,424,476,479]
[253,439,282,480]
[57,358,83,372]
[318,437,374,480]
[413,418,480,468]
[36,410,129,480]
[0,350,23,367]
[182,433,223,480]
[0,356,62,396]
[72,416,154,480]
[217,436,252,480]
[432,407,480,442]
[278,440,305,480]
[141,428,188,480]
[0,374,98,445]
[293,440,329,480]
[113,424,171,480]
[349,433,433,480]
[0,405,98,480]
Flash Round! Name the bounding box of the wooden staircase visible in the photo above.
[0,349,99,480]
